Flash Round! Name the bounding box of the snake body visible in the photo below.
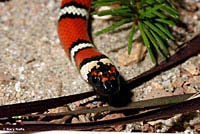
[58,0,120,96]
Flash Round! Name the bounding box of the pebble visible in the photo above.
[182,62,200,75]
[118,41,146,66]
[15,81,21,92]
[162,80,171,88]
[172,79,185,88]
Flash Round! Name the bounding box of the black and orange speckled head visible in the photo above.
[87,62,120,96]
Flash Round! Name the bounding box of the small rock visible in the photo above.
[142,124,156,132]
[172,78,185,88]
[15,81,21,92]
[47,0,55,10]
[71,114,91,123]
[182,0,198,11]
[71,117,80,123]
[78,114,91,122]
[197,3,200,9]
[183,82,197,94]
[144,86,153,95]
[194,123,200,132]
[98,113,125,131]
[50,115,72,124]
[85,101,102,109]
[162,80,171,88]
[151,82,164,90]
[182,63,199,75]
[99,113,125,121]
[192,76,200,88]
[0,73,15,84]
[114,124,124,132]
[20,82,28,89]
[189,116,200,126]
[48,106,70,114]
[172,87,185,96]
[118,41,146,66]
[73,101,81,107]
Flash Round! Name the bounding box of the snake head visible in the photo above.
[87,62,120,96]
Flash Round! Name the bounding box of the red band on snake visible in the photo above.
[58,0,120,96]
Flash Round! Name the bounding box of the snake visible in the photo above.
[58,0,120,96]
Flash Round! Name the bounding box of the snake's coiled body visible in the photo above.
[58,0,120,96]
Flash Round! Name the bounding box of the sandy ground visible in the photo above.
[0,0,200,107]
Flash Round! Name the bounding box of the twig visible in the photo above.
[1,96,200,131]
[22,93,194,118]
[0,91,95,118]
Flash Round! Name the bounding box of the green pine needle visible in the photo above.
[150,30,169,56]
[128,25,136,54]
[143,21,169,40]
[139,4,165,19]
[138,21,156,64]
[161,4,179,19]
[95,6,132,17]
[153,11,167,18]
[95,18,132,35]
[92,0,179,64]
[155,23,174,40]
[155,18,176,26]
[143,25,167,60]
